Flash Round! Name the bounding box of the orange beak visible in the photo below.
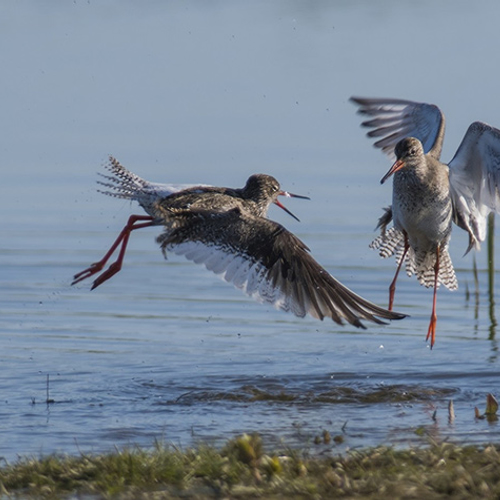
[380,159,405,185]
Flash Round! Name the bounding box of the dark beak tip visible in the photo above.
[294,193,310,200]
[288,193,310,200]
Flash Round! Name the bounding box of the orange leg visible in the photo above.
[388,233,409,311]
[72,215,155,289]
[426,246,440,349]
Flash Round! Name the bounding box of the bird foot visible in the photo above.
[72,261,106,285]
[90,262,123,290]
[426,314,437,349]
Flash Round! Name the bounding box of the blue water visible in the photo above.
[1,0,499,462]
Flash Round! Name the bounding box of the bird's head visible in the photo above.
[243,174,309,221]
[380,137,425,184]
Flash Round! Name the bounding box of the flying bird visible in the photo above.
[351,96,500,347]
[72,156,406,328]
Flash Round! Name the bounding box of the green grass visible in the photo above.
[2,434,500,498]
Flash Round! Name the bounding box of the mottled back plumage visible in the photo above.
[73,156,406,329]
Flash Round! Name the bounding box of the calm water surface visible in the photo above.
[1,0,500,462]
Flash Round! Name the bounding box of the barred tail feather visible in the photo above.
[371,225,457,291]
[407,246,457,290]
[369,227,406,261]
[412,247,457,290]
[438,249,458,289]
[96,156,205,215]
[96,156,154,201]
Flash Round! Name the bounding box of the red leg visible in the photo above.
[72,215,155,288]
[388,234,409,311]
[426,246,440,349]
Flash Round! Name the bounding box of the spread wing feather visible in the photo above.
[350,97,445,160]
[448,121,500,249]
[157,207,406,327]
[96,156,210,215]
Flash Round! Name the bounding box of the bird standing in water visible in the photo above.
[73,156,406,328]
[351,96,500,347]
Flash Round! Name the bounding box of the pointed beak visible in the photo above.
[274,190,310,222]
[280,191,310,200]
[380,159,405,184]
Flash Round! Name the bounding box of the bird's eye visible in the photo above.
[410,148,417,155]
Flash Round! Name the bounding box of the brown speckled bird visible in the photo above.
[73,156,406,328]
[351,96,500,347]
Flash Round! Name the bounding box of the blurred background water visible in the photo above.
[1,0,499,462]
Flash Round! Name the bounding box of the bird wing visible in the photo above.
[156,207,406,327]
[448,121,500,251]
[350,97,445,160]
[97,156,211,207]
